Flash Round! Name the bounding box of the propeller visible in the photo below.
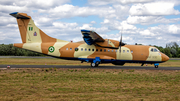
[119,28,125,52]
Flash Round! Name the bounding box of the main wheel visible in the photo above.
[95,61,99,67]
[91,62,96,67]
[91,62,99,67]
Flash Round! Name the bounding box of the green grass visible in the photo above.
[0,68,180,100]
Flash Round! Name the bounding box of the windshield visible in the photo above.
[151,48,160,52]
[154,48,159,52]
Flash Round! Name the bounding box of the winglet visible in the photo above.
[10,12,31,19]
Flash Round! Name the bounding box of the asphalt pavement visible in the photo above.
[0,65,180,70]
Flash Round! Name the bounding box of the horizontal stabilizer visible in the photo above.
[10,12,31,19]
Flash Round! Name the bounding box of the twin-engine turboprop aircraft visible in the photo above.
[10,12,169,68]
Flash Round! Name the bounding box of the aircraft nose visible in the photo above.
[161,53,169,62]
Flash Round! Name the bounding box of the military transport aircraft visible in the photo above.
[10,12,169,68]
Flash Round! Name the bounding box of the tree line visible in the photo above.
[144,42,180,58]
[0,42,180,57]
[0,44,44,56]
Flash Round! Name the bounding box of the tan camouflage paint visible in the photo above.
[12,13,169,63]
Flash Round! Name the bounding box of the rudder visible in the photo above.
[10,12,63,43]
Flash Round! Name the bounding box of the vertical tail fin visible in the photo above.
[10,12,66,43]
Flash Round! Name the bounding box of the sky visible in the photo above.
[1,0,180,47]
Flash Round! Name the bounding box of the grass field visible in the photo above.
[0,68,180,100]
[0,58,180,100]
[0,58,180,67]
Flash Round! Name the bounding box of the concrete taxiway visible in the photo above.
[0,65,180,70]
[0,56,179,60]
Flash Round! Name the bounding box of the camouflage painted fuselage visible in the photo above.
[10,12,169,66]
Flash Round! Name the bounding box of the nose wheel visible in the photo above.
[154,63,159,68]
[155,65,158,68]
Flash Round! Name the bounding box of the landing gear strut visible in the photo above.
[154,63,159,68]
[141,63,144,66]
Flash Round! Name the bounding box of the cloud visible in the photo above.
[43,4,118,19]
[168,25,180,34]
[0,0,70,9]
[90,21,96,24]
[88,0,154,6]
[53,22,78,29]
[0,4,28,13]
[129,1,180,16]
[80,24,93,30]
[0,0,180,47]
[127,16,180,25]
[102,19,137,30]
[102,19,110,24]
[149,24,180,35]
[37,4,130,21]
[140,29,155,36]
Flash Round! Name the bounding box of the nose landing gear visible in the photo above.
[154,63,159,68]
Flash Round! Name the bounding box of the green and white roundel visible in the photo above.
[48,46,55,53]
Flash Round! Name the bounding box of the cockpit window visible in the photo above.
[151,48,159,52]
[154,48,159,52]
[151,48,153,52]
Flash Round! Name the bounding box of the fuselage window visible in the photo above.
[81,48,83,51]
[89,49,91,51]
[85,48,87,51]
[108,49,110,52]
[75,48,78,51]
[123,50,125,53]
[127,50,129,53]
[115,50,117,52]
[104,49,106,52]
[112,50,113,52]
[131,50,133,53]
[100,49,102,52]
[70,48,72,50]
[96,49,98,51]
[92,49,94,51]
[66,48,68,50]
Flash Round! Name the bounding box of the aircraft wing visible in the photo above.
[81,30,105,45]
[81,30,121,49]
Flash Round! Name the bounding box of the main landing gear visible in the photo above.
[91,57,101,67]
[91,61,100,67]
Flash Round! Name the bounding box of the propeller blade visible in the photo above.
[119,28,123,52]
